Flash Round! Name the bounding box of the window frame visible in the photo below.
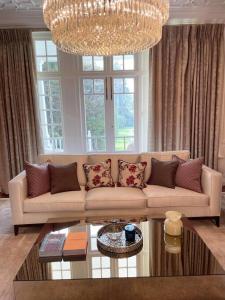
[33,32,65,153]
[78,54,140,153]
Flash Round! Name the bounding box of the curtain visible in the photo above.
[0,29,40,194]
[151,24,225,168]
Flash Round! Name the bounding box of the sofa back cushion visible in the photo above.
[88,154,140,183]
[141,150,190,182]
[39,154,88,186]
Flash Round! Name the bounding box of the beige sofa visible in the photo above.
[9,150,222,234]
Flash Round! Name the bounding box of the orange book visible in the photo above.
[66,232,88,241]
[63,232,88,256]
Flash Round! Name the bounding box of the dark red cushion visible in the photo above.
[172,155,203,193]
[147,158,179,188]
[49,162,81,194]
[25,162,50,198]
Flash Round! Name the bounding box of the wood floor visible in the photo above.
[1,197,225,300]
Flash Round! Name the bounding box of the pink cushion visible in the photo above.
[172,155,203,193]
[25,162,50,198]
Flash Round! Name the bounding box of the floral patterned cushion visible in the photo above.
[83,159,114,190]
[117,160,147,189]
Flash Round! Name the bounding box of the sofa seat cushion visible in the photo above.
[23,188,86,213]
[143,185,209,208]
[85,187,147,210]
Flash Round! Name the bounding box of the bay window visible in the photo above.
[32,32,149,154]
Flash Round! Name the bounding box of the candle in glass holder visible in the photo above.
[164,211,183,236]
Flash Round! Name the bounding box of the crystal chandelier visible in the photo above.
[43,0,169,56]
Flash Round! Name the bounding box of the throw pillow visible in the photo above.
[147,158,179,188]
[49,162,81,194]
[117,160,147,189]
[25,162,50,198]
[83,159,114,190]
[172,155,203,193]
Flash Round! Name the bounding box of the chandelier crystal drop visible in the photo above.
[43,0,169,56]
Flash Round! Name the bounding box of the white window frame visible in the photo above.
[78,54,140,153]
[32,32,65,153]
[33,32,149,154]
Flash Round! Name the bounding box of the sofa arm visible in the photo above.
[201,165,222,216]
[8,171,27,225]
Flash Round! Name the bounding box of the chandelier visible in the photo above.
[43,0,169,56]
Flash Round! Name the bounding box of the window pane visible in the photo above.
[124,55,134,70]
[34,40,59,73]
[114,78,123,93]
[52,271,62,279]
[53,125,62,137]
[113,55,123,70]
[35,40,46,56]
[82,56,93,71]
[128,256,136,267]
[38,80,49,95]
[83,79,93,94]
[93,56,104,71]
[102,257,110,268]
[52,110,62,124]
[124,78,134,93]
[92,257,101,269]
[50,80,60,96]
[36,57,47,72]
[102,269,110,278]
[52,96,61,110]
[62,271,71,279]
[118,258,127,268]
[51,262,61,270]
[40,110,50,124]
[113,78,135,152]
[128,268,137,277]
[84,94,106,152]
[48,56,58,72]
[39,96,50,110]
[46,41,57,56]
[119,268,127,277]
[94,79,104,94]
[37,79,64,152]
[92,269,101,278]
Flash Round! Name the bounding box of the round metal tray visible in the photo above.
[97,222,143,258]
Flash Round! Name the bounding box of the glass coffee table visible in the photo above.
[14,217,225,300]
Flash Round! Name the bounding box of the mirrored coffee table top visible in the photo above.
[15,217,225,282]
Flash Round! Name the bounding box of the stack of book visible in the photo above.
[63,232,88,261]
[39,233,66,262]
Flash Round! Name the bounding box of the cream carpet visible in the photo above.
[1,196,225,300]
[0,200,39,300]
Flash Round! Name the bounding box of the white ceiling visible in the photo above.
[0,0,224,27]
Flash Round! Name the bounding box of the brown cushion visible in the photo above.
[172,155,203,193]
[147,158,179,188]
[25,162,50,198]
[49,162,81,194]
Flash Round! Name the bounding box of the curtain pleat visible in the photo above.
[0,29,40,193]
[151,24,225,168]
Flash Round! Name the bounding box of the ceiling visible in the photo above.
[0,0,225,27]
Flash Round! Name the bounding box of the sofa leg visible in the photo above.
[214,217,220,227]
[14,225,19,236]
